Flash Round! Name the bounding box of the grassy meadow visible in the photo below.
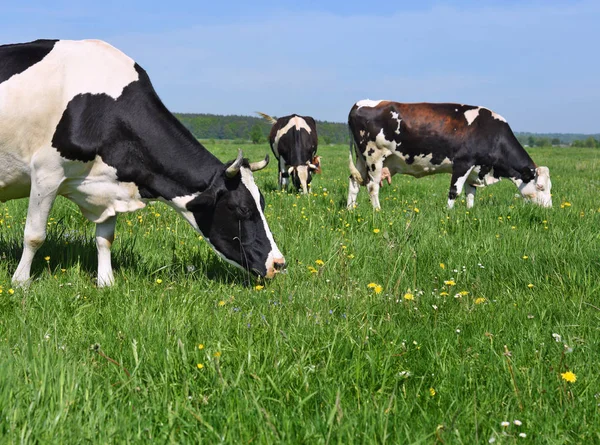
[0,142,599,443]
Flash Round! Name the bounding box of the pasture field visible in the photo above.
[0,143,599,444]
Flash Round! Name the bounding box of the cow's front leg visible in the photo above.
[278,157,289,191]
[96,215,117,287]
[12,171,59,286]
[448,165,474,209]
[465,183,477,209]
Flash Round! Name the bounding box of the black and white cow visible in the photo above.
[0,39,285,286]
[347,100,552,209]
[257,112,320,194]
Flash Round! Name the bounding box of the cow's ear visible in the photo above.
[186,190,217,212]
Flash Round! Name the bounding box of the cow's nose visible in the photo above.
[274,259,286,271]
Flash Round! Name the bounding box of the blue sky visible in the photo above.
[2,1,598,133]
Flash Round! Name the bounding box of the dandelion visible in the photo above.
[522,255,528,260]
[44,256,50,261]
[403,293,414,301]
[413,207,420,213]
[440,292,449,296]
[367,282,378,289]
[156,279,163,284]
[429,387,436,396]
[308,266,318,274]
[561,371,577,383]
[214,351,222,358]
[440,263,445,269]
[197,363,204,369]
[527,283,534,288]
[444,280,456,286]
[475,297,486,304]
[374,285,383,294]
[347,254,355,259]
[218,300,226,307]
[373,228,380,234]
[255,285,264,290]
[315,259,325,266]
[459,290,469,296]
[198,344,204,350]
[8,289,14,295]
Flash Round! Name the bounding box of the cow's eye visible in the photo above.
[236,207,252,219]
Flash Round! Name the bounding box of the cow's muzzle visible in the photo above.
[265,257,286,278]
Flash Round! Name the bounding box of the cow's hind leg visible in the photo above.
[447,165,474,209]
[347,153,368,209]
[465,183,477,209]
[96,215,117,287]
[12,168,59,286]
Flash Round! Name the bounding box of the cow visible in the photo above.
[0,39,286,287]
[257,112,320,194]
[347,100,552,210]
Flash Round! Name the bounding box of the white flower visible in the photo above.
[488,437,496,443]
[514,420,522,426]
[501,421,510,427]
[519,433,527,438]
[456,329,461,334]
[552,333,562,342]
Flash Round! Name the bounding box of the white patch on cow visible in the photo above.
[59,156,145,223]
[490,110,507,123]
[240,167,284,272]
[356,99,384,109]
[390,111,402,135]
[385,152,453,178]
[464,107,480,125]
[167,194,201,231]
[273,116,312,153]
[296,165,309,194]
[359,130,365,137]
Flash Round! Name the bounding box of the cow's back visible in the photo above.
[0,39,140,201]
[270,115,317,165]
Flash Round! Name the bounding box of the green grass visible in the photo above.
[1,144,599,443]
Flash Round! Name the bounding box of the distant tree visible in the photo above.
[250,124,263,144]
[551,138,561,146]
[584,136,598,148]
[527,136,536,147]
[538,137,551,147]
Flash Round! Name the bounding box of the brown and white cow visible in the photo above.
[257,112,320,194]
[347,100,552,209]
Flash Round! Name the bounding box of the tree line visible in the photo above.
[176,113,599,147]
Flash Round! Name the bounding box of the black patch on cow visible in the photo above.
[367,148,374,156]
[370,164,376,172]
[0,39,57,84]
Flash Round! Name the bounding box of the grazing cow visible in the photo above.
[257,112,320,194]
[347,100,552,209]
[0,39,285,287]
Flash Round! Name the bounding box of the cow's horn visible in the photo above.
[225,149,244,178]
[249,154,269,171]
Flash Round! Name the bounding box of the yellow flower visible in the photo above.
[403,293,414,301]
[475,297,486,305]
[413,208,420,213]
[374,285,383,294]
[561,371,576,383]
[347,254,355,259]
[527,283,534,288]
[255,285,264,290]
[156,279,163,284]
[214,351,221,358]
[367,282,378,289]
[197,363,204,369]
[444,280,456,286]
[44,256,50,261]
[315,259,325,266]
[61,268,66,273]
[522,255,528,260]
[440,263,445,269]
[198,344,204,350]
[459,291,469,296]
[429,387,436,397]
[373,228,380,234]
[440,291,449,296]
[308,266,318,274]
[218,300,226,307]
[563,202,572,207]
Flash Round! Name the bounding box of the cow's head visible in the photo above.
[288,157,321,194]
[516,166,552,208]
[186,150,286,278]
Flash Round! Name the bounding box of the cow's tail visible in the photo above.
[348,128,364,185]
[256,111,277,125]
